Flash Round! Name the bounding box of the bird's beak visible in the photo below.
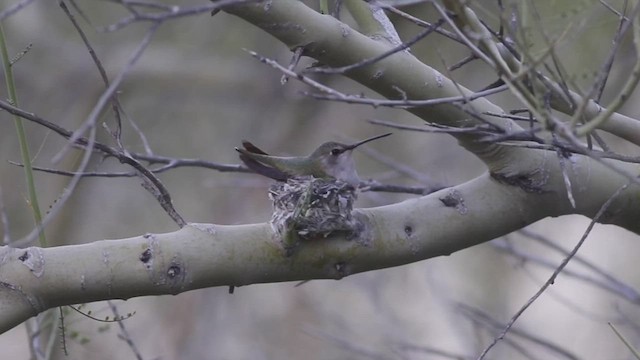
[343,132,392,151]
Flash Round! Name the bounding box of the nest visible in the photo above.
[269,176,358,246]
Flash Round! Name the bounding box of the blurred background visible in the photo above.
[1,0,639,359]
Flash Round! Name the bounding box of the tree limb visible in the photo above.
[2,162,640,333]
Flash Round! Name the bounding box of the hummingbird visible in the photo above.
[236,133,391,186]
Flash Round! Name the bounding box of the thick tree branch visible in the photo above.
[2,157,639,333]
[224,0,640,181]
[224,0,527,172]
[221,0,640,214]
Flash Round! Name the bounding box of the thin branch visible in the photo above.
[109,301,144,360]
[362,181,446,195]
[448,53,478,72]
[59,0,125,146]
[477,183,630,360]
[10,159,248,177]
[375,3,461,43]
[53,21,160,163]
[459,304,579,360]
[280,46,304,84]
[304,84,509,108]
[554,138,576,209]
[0,0,37,21]
[57,307,68,356]
[67,304,132,323]
[0,99,187,244]
[519,229,640,303]
[101,0,256,32]
[492,237,640,304]
[11,161,433,196]
[55,8,186,228]
[305,18,446,74]
[593,2,629,102]
[248,41,510,110]
[368,118,495,134]
[481,125,640,166]
[247,49,352,99]
[15,1,121,248]
[1,98,428,199]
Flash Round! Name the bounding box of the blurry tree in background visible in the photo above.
[1,0,640,359]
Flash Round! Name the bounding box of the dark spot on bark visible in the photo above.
[139,249,152,263]
[18,251,29,262]
[439,190,468,214]
[333,262,351,279]
[440,195,460,207]
[490,172,546,194]
[167,265,181,278]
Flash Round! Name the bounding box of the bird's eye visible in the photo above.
[330,148,341,156]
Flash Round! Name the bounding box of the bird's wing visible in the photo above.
[241,140,269,155]
[236,146,290,181]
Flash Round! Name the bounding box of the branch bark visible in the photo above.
[2,160,639,333]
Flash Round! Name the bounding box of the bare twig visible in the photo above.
[9,159,248,178]
[375,3,461,43]
[519,229,640,303]
[9,42,32,65]
[0,99,186,245]
[109,301,144,360]
[368,118,495,134]
[0,0,37,21]
[53,21,160,163]
[59,0,124,144]
[554,136,576,209]
[67,304,133,323]
[477,183,630,360]
[58,307,68,355]
[2,99,430,200]
[480,125,640,165]
[448,53,478,72]
[280,46,304,84]
[492,237,640,305]
[305,84,509,108]
[101,0,256,32]
[250,47,510,108]
[247,49,352,99]
[363,181,446,195]
[459,304,579,360]
[305,18,445,75]
[54,6,186,227]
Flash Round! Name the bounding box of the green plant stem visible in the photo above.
[0,22,47,247]
[344,0,386,37]
[319,0,328,14]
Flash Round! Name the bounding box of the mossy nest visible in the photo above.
[269,176,359,244]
